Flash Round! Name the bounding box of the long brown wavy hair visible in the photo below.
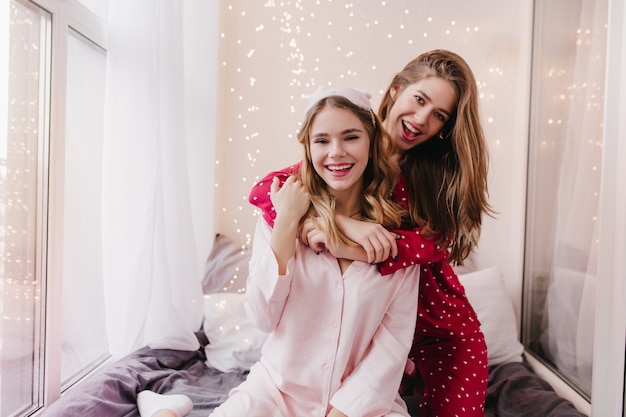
[379,49,494,264]
[297,95,405,248]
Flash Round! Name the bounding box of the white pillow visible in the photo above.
[457,266,524,366]
[202,293,268,372]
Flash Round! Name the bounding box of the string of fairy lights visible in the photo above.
[215,0,602,252]
[216,1,499,250]
[213,0,606,291]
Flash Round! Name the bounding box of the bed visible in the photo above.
[41,234,588,417]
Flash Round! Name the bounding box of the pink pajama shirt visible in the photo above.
[210,219,420,417]
[248,164,488,417]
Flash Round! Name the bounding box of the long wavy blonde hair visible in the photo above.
[297,95,406,248]
[379,49,494,264]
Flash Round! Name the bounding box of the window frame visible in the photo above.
[590,0,626,415]
[521,0,626,415]
[23,0,108,410]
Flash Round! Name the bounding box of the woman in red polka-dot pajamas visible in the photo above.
[249,49,492,417]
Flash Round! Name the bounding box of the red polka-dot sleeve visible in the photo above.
[250,166,449,276]
[248,162,301,227]
[379,175,449,276]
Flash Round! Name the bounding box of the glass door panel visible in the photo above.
[61,29,109,388]
[1,0,51,415]
[522,0,607,400]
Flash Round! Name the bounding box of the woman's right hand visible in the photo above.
[270,176,310,223]
[268,176,310,274]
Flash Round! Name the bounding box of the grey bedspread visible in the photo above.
[41,337,247,417]
[484,360,587,417]
[41,341,587,417]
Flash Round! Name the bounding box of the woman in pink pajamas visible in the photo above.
[210,87,422,417]
[248,49,492,416]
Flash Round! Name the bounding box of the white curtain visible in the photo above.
[541,0,607,394]
[103,0,204,357]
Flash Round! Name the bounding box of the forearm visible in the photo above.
[334,214,397,264]
[329,241,369,263]
[270,214,300,274]
[246,219,292,332]
[378,228,449,275]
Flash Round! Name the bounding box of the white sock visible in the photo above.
[137,390,193,417]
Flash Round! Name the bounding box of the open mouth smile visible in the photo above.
[402,120,422,142]
[326,163,354,175]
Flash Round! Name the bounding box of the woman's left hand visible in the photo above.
[300,217,328,253]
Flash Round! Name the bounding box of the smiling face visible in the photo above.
[308,105,371,200]
[385,77,457,155]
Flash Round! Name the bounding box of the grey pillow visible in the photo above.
[202,234,250,294]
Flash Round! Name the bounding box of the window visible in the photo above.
[522,0,607,401]
[1,2,51,415]
[61,27,108,389]
[1,0,107,414]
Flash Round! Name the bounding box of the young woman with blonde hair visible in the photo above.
[210,87,420,417]
[249,49,493,417]
[138,86,421,417]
